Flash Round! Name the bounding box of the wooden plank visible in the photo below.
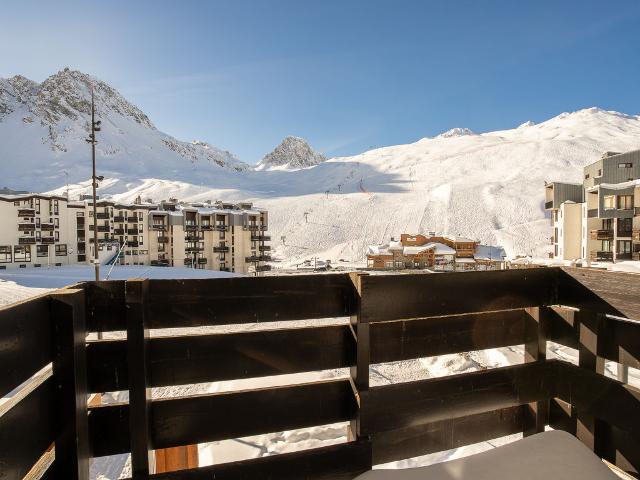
[558,268,640,320]
[543,306,579,350]
[143,274,356,329]
[554,361,640,440]
[86,325,355,393]
[357,268,557,323]
[0,294,52,397]
[155,445,199,474]
[371,405,528,465]
[84,280,126,332]
[88,379,356,457]
[50,290,90,480]
[370,309,533,364]
[148,440,372,480]
[126,279,154,476]
[523,307,549,436]
[360,361,556,435]
[0,377,55,480]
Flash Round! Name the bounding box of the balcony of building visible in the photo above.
[251,235,271,242]
[214,224,228,231]
[113,215,125,222]
[18,236,36,244]
[246,254,272,262]
[213,246,229,253]
[18,222,36,231]
[17,208,35,217]
[2,268,639,480]
[255,264,272,272]
[151,223,167,231]
[89,225,110,233]
[590,250,613,261]
[185,234,200,242]
[185,246,204,253]
[41,237,55,245]
[96,212,110,220]
[185,224,198,231]
[40,222,55,231]
[113,228,125,235]
[151,259,170,267]
[127,241,139,247]
[127,229,140,235]
[157,236,169,243]
[587,209,599,218]
[589,229,613,240]
[198,257,207,264]
[259,245,271,252]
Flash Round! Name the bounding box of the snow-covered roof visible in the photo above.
[586,179,640,192]
[474,244,507,261]
[403,245,434,255]
[388,241,403,250]
[425,242,456,255]
[367,245,391,256]
[443,234,476,243]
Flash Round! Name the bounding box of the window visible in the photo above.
[54,217,59,227]
[617,240,632,254]
[601,240,612,252]
[55,244,67,256]
[14,245,31,262]
[37,245,49,257]
[13,201,19,206]
[54,231,60,241]
[603,195,615,209]
[139,236,143,245]
[0,246,11,263]
[618,195,633,209]
[35,198,40,214]
[597,169,602,177]
[585,174,590,180]
[618,162,633,168]
[35,217,40,227]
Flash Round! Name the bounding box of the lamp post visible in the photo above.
[85,84,102,281]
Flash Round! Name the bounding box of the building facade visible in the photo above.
[366,233,505,271]
[0,194,270,274]
[545,150,640,262]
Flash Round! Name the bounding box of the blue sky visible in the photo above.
[2,0,640,163]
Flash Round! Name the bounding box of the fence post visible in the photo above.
[575,309,607,456]
[348,272,372,470]
[126,279,155,477]
[523,306,549,436]
[51,289,90,480]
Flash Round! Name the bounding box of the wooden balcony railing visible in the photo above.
[589,229,613,240]
[590,251,613,261]
[1,268,639,480]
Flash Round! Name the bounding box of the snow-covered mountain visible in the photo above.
[256,136,326,170]
[3,70,640,261]
[0,68,249,190]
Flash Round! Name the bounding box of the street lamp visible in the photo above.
[85,85,101,281]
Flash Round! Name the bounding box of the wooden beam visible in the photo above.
[86,325,355,393]
[357,268,557,323]
[558,267,640,320]
[50,289,90,480]
[84,280,126,332]
[371,309,533,364]
[155,444,199,474]
[87,379,357,457]
[360,361,556,436]
[523,307,549,436]
[371,405,529,465]
[126,279,154,476]
[0,294,52,397]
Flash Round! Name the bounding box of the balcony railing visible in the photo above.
[616,229,633,238]
[214,224,228,231]
[587,209,599,218]
[18,223,36,231]
[89,225,110,233]
[185,234,200,241]
[127,241,139,247]
[151,259,170,267]
[246,224,266,231]
[151,224,167,231]
[255,264,272,272]
[41,237,55,244]
[251,235,271,242]
[113,228,125,235]
[185,224,198,231]
[590,250,613,261]
[1,268,639,479]
[96,212,110,220]
[544,200,553,209]
[213,246,229,253]
[157,236,169,243]
[127,229,140,235]
[127,217,139,223]
[17,208,35,217]
[589,229,613,240]
[18,237,36,244]
[200,224,213,230]
[40,223,55,231]
[259,245,271,252]
[246,255,272,262]
[185,246,204,252]
[113,215,125,222]
[198,257,208,264]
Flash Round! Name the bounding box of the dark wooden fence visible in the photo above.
[1,267,639,479]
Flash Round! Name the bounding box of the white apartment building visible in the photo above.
[545,150,640,262]
[0,194,270,274]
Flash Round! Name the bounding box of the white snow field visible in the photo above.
[45,107,640,265]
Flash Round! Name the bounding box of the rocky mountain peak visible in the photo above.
[257,136,326,170]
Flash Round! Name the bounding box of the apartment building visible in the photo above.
[545,149,640,262]
[366,233,506,271]
[0,194,270,274]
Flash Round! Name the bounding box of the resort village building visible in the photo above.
[366,233,506,271]
[546,149,640,262]
[0,194,270,274]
